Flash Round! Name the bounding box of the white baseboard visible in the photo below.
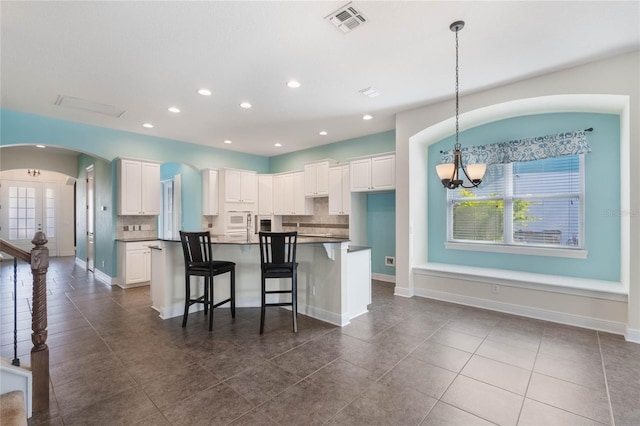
[299,304,349,327]
[414,287,627,336]
[94,269,115,286]
[74,257,86,269]
[626,327,640,344]
[372,273,395,283]
[394,285,414,298]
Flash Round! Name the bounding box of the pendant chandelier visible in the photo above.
[436,21,486,189]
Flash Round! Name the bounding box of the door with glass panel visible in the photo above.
[0,179,58,256]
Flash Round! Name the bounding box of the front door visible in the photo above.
[0,179,58,255]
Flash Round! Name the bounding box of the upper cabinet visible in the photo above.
[329,164,350,215]
[202,168,219,215]
[273,171,312,216]
[117,158,161,215]
[350,153,395,192]
[220,168,257,205]
[304,160,335,197]
[258,174,273,215]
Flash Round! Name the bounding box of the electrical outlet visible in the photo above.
[385,256,395,267]
[312,286,316,296]
[491,284,500,294]
[101,260,105,268]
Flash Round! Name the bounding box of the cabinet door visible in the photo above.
[273,174,285,215]
[141,162,160,214]
[240,171,257,203]
[304,163,317,197]
[202,169,219,215]
[350,158,371,192]
[328,166,343,215]
[371,155,395,190]
[282,173,295,214]
[119,159,142,215]
[258,175,273,215]
[341,165,351,214]
[315,162,330,196]
[125,249,149,284]
[293,172,312,215]
[224,169,242,203]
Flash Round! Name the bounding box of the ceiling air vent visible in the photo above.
[326,2,367,33]
[54,95,126,118]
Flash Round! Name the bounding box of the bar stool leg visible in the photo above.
[230,268,236,319]
[208,276,214,331]
[292,273,298,333]
[182,274,190,328]
[260,277,266,334]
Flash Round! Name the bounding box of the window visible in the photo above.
[447,155,584,252]
[8,186,37,240]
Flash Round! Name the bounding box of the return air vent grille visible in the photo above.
[326,2,367,33]
[54,95,126,118]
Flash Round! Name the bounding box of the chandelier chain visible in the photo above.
[455,26,460,150]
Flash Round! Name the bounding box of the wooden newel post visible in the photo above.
[30,231,49,412]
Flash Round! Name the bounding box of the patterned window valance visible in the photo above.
[440,129,592,166]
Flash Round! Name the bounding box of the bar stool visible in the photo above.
[258,231,298,334]
[179,231,235,331]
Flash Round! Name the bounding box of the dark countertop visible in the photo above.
[115,238,160,243]
[159,234,350,245]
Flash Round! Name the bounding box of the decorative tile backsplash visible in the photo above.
[281,197,349,237]
[116,216,157,240]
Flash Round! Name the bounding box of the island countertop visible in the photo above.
[158,234,350,245]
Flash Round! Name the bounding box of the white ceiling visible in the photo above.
[1,1,638,157]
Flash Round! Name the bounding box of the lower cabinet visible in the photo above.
[117,240,158,288]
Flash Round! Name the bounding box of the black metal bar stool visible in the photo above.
[179,231,235,331]
[258,231,298,334]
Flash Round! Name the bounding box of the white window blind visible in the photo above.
[448,155,584,249]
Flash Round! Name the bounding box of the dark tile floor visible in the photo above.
[1,257,639,425]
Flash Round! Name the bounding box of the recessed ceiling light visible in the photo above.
[287,80,301,88]
[168,106,180,113]
[36,144,46,148]
[142,123,154,128]
[274,143,282,147]
[240,102,252,109]
[224,140,232,144]
[319,131,328,136]
[362,114,373,121]
[197,88,212,96]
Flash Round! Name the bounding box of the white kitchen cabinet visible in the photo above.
[202,168,219,215]
[117,158,161,215]
[117,240,158,288]
[273,172,312,215]
[258,174,273,215]
[350,153,395,192]
[304,160,334,197]
[294,171,312,215]
[329,164,350,215]
[273,174,285,215]
[221,168,257,204]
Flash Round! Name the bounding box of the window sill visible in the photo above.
[445,241,588,259]
[414,262,627,302]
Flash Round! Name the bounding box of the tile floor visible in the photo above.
[1,257,639,425]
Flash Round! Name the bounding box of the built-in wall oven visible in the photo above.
[226,211,252,235]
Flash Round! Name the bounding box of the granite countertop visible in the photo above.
[115,238,161,242]
[158,234,350,245]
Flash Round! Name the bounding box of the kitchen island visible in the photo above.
[150,235,371,327]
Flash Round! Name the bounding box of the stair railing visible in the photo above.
[0,232,50,412]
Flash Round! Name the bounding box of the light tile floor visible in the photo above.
[1,257,639,425]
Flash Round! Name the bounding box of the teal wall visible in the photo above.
[367,192,396,276]
[1,109,269,172]
[77,154,116,277]
[269,130,396,173]
[428,112,621,281]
